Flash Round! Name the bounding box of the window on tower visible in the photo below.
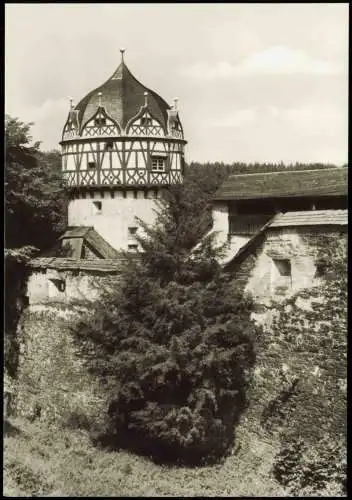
[88,161,97,169]
[105,141,114,151]
[95,117,106,126]
[141,117,152,127]
[128,227,138,237]
[151,156,166,172]
[93,201,102,214]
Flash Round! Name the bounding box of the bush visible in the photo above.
[73,186,258,464]
[273,434,346,495]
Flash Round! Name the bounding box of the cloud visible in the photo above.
[6,98,69,149]
[181,45,343,79]
[211,108,256,128]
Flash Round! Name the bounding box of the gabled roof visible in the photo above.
[213,168,348,201]
[270,209,348,228]
[32,226,122,263]
[224,209,348,272]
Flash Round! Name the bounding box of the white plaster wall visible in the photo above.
[27,271,108,305]
[68,194,162,251]
[244,229,317,303]
[212,202,229,247]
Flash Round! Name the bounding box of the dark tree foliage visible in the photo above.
[73,185,257,465]
[5,115,66,250]
[4,247,37,377]
[5,116,67,378]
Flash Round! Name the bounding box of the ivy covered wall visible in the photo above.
[233,229,347,495]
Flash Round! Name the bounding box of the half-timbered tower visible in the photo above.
[60,49,187,251]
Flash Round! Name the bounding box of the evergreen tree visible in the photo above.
[73,185,257,465]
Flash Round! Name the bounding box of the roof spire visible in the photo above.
[144,91,149,106]
[120,47,125,63]
[69,97,74,109]
[98,92,102,107]
[173,97,178,110]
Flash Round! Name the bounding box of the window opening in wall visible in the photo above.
[105,141,114,151]
[151,156,166,172]
[93,201,102,213]
[95,117,106,126]
[49,278,66,292]
[273,258,291,276]
[128,244,138,252]
[128,227,138,237]
[315,260,327,278]
[88,161,96,169]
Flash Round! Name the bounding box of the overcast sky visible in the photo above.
[5,3,348,164]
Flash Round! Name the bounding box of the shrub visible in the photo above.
[273,434,346,495]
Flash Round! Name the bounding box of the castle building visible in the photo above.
[61,49,186,251]
[26,51,187,305]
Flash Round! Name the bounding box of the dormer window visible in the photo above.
[151,156,166,172]
[95,117,106,126]
[88,161,96,169]
[141,117,152,127]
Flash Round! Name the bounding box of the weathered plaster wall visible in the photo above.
[26,269,118,304]
[68,189,161,251]
[14,271,121,424]
[212,201,229,247]
[233,228,347,494]
[244,228,319,304]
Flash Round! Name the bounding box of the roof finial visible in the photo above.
[144,91,149,106]
[120,47,125,63]
[173,97,178,110]
[98,92,102,107]
[69,97,74,110]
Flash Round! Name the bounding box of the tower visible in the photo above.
[60,49,187,251]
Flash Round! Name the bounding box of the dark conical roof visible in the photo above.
[75,59,171,131]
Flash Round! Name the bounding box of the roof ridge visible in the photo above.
[226,167,346,179]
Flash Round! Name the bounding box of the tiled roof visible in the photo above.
[75,61,170,131]
[270,209,348,227]
[224,209,347,272]
[213,168,348,201]
[28,257,127,273]
[60,227,93,239]
[31,226,123,264]
[53,226,120,259]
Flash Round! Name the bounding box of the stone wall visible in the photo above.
[14,303,109,426]
[14,270,121,424]
[232,227,347,493]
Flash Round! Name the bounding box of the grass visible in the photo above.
[4,416,288,497]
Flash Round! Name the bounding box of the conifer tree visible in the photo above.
[74,182,258,464]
